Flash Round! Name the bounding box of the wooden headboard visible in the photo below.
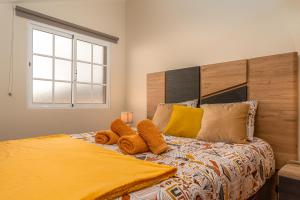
[147,52,298,169]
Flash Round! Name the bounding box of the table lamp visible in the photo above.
[121,111,133,126]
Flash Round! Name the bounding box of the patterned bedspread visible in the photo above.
[71,133,275,200]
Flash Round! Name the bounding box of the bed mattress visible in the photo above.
[72,133,275,200]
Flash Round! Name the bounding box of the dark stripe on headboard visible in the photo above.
[200,85,247,105]
[165,66,200,103]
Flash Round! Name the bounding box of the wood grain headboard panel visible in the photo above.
[201,60,247,97]
[147,72,165,119]
[146,52,298,169]
[248,52,298,168]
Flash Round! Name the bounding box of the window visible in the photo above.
[29,24,109,108]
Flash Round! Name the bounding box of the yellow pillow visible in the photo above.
[163,105,204,138]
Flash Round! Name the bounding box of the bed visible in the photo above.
[73,133,274,200]
[146,52,298,199]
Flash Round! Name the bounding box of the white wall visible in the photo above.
[0,0,126,140]
[125,0,300,156]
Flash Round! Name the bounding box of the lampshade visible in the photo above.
[121,112,133,124]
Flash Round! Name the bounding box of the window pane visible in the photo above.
[33,29,53,56]
[54,82,71,103]
[55,59,72,81]
[33,55,53,79]
[93,85,106,103]
[93,45,104,64]
[76,84,92,103]
[77,40,91,62]
[76,62,91,83]
[93,65,106,84]
[55,35,72,59]
[33,80,52,103]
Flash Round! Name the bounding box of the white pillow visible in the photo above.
[180,99,198,107]
[243,100,258,141]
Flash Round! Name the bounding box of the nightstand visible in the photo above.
[278,163,300,200]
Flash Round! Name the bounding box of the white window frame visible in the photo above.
[27,22,111,109]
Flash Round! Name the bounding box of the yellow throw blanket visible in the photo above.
[0,134,176,200]
[118,134,149,155]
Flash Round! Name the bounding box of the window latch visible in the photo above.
[29,62,31,68]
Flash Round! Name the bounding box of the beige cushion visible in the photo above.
[197,103,249,144]
[152,104,177,132]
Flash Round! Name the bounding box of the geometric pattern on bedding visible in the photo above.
[72,133,275,200]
